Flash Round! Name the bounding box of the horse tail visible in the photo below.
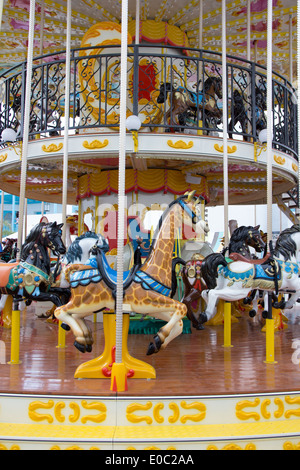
[201,253,227,290]
[171,257,186,298]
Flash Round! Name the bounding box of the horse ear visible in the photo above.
[254,225,260,230]
[187,190,196,202]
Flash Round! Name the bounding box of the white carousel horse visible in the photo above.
[0,231,108,321]
[198,224,300,326]
[41,231,109,319]
[59,231,109,288]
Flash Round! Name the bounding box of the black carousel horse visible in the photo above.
[223,224,266,259]
[0,238,17,262]
[0,221,69,308]
[180,225,266,329]
[157,77,222,132]
[228,85,267,141]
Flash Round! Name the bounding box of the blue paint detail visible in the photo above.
[134,271,171,297]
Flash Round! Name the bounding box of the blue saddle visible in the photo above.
[69,251,171,298]
[69,254,131,289]
[176,86,204,107]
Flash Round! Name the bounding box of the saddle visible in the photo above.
[0,262,19,288]
[229,252,271,265]
[71,249,172,299]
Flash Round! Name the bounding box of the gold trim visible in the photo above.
[42,143,63,153]
[167,139,193,149]
[292,163,298,172]
[214,143,237,154]
[0,154,7,163]
[274,155,286,165]
[82,139,109,149]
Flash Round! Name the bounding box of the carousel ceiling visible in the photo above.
[0,0,297,80]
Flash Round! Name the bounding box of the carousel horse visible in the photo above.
[0,221,68,309]
[0,238,17,262]
[180,225,266,329]
[54,191,205,355]
[157,77,222,131]
[198,224,300,326]
[228,85,266,141]
[37,231,109,319]
[224,224,266,259]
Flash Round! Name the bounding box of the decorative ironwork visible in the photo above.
[0,44,297,160]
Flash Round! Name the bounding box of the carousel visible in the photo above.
[0,0,299,451]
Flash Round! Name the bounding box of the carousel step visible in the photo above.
[1,392,300,450]
[0,419,300,450]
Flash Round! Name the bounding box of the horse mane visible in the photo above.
[145,196,187,262]
[65,231,99,263]
[274,224,300,261]
[230,226,251,242]
[204,76,221,92]
[21,223,46,260]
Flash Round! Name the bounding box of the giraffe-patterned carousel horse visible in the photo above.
[54,191,205,355]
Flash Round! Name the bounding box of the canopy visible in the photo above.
[0,0,297,80]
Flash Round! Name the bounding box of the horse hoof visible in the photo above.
[147,342,156,355]
[249,309,257,318]
[61,322,70,331]
[74,341,86,353]
[86,344,93,353]
[193,322,205,330]
[262,310,268,319]
[146,335,162,356]
[198,313,208,325]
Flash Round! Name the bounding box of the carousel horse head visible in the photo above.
[22,221,66,260]
[157,83,174,104]
[228,225,266,256]
[64,231,109,265]
[204,76,222,100]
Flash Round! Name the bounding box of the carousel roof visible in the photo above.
[0,0,297,79]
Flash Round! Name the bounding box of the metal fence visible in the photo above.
[0,44,297,159]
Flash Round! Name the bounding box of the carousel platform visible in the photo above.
[0,305,300,450]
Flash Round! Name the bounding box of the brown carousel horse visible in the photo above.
[157,77,222,131]
[180,225,266,329]
[54,191,206,355]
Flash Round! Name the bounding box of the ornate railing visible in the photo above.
[0,44,298,159]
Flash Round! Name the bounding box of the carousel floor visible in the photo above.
[1,304,300,398]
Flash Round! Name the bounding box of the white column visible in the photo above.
[61,0,72,244]
[247,0,251,62]
[289,14,293,84]
[222,0,229,246]
[199,0,203,50]
[17,0,36,260]
[135,0,140,43]
[266,0,273,243]
[115,0,129,364]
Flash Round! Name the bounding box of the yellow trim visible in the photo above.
[167,140,194,149]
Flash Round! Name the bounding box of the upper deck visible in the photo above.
[0,42,297,206]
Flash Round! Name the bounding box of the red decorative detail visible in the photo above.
[194,279,203,292]
[138,64,156,102]
[101,346,116,377]
[112,376,117,391]
[101,346,134,380]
